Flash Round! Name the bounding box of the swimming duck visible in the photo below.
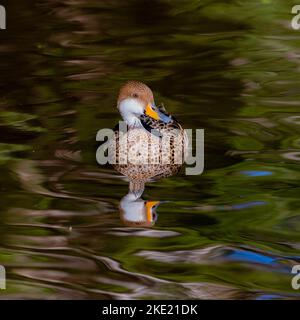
[109,81,187,193]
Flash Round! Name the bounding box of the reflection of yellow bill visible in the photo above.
[146,201,160,222]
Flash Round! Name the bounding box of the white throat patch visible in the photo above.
[118,98,144,127]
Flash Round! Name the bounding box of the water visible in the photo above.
[0,0,300,299]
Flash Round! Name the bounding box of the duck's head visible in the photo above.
[119,192,160,228]
[117,81,171,127]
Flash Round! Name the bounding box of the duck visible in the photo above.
[109,81,187,194]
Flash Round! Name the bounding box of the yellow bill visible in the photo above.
[145,201,160,222]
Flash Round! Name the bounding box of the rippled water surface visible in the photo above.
[0,0,300,299]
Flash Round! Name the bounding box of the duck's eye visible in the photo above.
[132,93,138,98]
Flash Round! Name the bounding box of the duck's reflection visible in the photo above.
[119,190,160,227]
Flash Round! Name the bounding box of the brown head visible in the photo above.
[119,191,160,228]
[117,80,171,127]
[118,81,154,107]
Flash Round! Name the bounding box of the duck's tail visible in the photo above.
[129,180,145,199]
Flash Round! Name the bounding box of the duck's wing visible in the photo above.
[139,114,181,137]
[139,115,161,137]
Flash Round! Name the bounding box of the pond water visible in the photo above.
[0,0,300,299]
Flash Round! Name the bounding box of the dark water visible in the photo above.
[0,0,300,299]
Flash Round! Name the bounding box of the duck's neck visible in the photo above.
[124,115,142,128]
[119,98,143,128]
